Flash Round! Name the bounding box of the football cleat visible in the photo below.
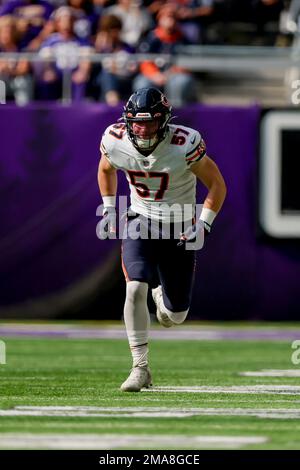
[152,286,174,328]
[120,366,152,392]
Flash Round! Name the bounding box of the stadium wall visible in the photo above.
[0,103,299,320]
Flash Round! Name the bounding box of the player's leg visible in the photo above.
[121,279,152,391]
[120,227,157,391]
[152,284,175,327]
[155,239,196,326]
[123,280,150,367]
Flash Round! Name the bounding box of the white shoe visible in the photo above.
[120,366,152,392]
[152,286,174,328]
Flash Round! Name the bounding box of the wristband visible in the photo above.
[199,208,217,228]
[102,196,116,215]
[102,195,116,208]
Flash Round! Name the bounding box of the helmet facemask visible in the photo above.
[128,116,162,151]
[122,88,172,153]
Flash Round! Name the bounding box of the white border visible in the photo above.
[0,80,6,104]
[260,111,300,237]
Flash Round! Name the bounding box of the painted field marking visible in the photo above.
[240,370,300,377]
[144,385,300,395]
[0,406,299,419]
[0,433,268,450]
[1,323,300,341]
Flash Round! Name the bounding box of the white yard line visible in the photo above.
[144,385,300,394]
[0,433,268,450]
[239,370,300,377]
[0,405,299,419]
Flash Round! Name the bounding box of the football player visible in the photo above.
[98,87,226,392]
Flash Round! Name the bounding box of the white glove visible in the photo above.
[178,219,210,246]
[179,208,216,245]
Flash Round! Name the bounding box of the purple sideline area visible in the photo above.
[0,103,299,319]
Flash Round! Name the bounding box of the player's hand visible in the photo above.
[98,207,117,239]
[177,219,210,246]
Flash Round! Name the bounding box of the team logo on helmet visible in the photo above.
[161,95,170,108]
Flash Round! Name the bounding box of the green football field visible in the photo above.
[1,321,300,450]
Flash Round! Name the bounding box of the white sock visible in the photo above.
[131,344,149,368]
[124,281,150,367]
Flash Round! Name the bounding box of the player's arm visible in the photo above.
[98,152,118,202]
[191,155,226,212]
[97,152,118,237]
[190,155,227,230]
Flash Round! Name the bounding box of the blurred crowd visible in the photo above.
[0,0,297,105]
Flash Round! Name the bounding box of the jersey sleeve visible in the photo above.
[185,131,207,167]
[99,125,118,168]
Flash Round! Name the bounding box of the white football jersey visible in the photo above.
[100,123,206,222]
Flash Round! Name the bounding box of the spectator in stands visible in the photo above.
[93,14,136,105]
[104,0,153,47]
[0,15,33,104]
[0,0,55,50]
[288,0,300,17]
[251,0,284,43]
[47,1,66,5]
[284,0,300,33]
[36,6,92,100]
[134,3,198,107]
[276,0,299,47]
[67,0,96,40]
[176,0,215,43]
[92,0,113,14]
[91,0,115,35]
[145,0,215,43]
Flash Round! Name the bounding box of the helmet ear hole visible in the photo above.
[123,88,172,151]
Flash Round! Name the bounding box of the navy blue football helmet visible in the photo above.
[123,88,172,152]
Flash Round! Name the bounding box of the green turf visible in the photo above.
[0,332,300,449]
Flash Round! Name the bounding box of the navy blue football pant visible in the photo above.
[121,216,196,312]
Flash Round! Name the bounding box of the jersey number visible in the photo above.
[127,170,169,201]
[171,127,189,145]
[109,123,125,139]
